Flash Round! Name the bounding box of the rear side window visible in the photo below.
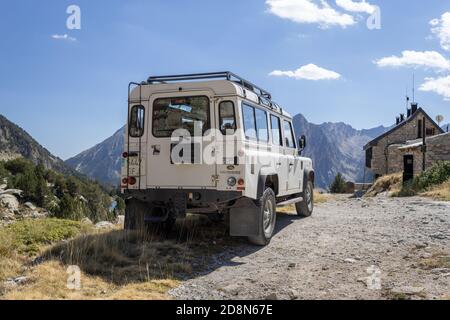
[255,108,269,142]
[242,103,268,142]
[129,105,145,137]
[270,115,282,146]
[242,104,257,140]
[283,120,296,148]
[219,101,236,135]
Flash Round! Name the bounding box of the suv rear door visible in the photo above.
[146,91,217,188]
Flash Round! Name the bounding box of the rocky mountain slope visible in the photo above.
[293,114,388,188]
[65,127,124,187]
[66,116,388,189]
[0,114,73,174]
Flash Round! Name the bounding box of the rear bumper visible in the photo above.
[124,189,243,213]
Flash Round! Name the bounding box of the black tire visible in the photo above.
[296,180,314,217]
[248,188,277,246]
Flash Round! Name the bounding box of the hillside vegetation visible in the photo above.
[1,158,120,222]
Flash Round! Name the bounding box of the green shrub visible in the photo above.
[330,173,347,194]
[413,161,450,191]
[1,218,83,255]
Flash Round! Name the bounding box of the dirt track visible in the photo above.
[169,195,450,300]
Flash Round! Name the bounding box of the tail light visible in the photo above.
[128,177,137,185]
[122,177,137,185]
[238,179,245,186]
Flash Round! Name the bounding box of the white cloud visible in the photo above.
[374,50,450,72]
[51,34,77,41]
[419,76,450,100]
[335,0,376,14]
[430,12,450,51]
[266,0,355,28]
[269,64,341,80]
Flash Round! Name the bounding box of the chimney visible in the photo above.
[400,113,405,122]
[411,102,418,114]
[396,117,400,125]
[407,108,411,118]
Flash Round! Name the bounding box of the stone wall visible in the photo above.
[425,133,450,169]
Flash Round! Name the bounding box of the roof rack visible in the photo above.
[146,71,273,100]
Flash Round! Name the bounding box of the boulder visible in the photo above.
[81,217,93,225]
[24,202,37,210]
[0,189,23,197]
[116,215,125,225]
[0,194,19,211]
[95,221,114,229]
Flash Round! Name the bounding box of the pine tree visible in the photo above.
[330,173,347,194]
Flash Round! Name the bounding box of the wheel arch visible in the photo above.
[257,172,279,198]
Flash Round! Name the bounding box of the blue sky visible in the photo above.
[0,0,449,159]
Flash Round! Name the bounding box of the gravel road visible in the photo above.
[169,195,450,300]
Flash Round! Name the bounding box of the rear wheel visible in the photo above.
[296,180,314,217]
[248,188,277,246]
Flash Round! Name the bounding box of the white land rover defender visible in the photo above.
[122,72,314,245]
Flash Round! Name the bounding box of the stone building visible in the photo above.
[364,104,446,179]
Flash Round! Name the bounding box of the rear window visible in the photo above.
[152,96,210,137]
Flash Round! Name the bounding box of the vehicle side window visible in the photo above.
[242,104,257,140]
[255,108,269,142]
[283,120,296,148]
[219,101,236,135]
[270,115,282,146]
[129,105,145,137]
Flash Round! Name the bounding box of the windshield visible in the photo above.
[152,96,210,137]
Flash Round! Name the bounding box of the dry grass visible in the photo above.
[418,251,450,270]
[0,215,237,300]
[365,173,403,197]
[420,178,450,201]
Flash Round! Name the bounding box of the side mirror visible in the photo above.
[298,135,306,154]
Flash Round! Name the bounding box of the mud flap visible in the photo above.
[229,198,261,237]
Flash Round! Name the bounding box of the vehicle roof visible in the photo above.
[129,72,292,119]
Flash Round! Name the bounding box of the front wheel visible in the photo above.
[248,188,277,246]
[296,180,314,217]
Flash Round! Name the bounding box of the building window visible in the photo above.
[365,147,373,168]
[426,128,435,136]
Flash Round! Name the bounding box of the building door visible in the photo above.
[403,155,414,183]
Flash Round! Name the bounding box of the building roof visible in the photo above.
[363,107,444,150]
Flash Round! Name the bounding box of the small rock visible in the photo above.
[221,284,240,296]
[288,263,297,268]
[0,184,7,190]
[430,233,447,240]
[344,258,357,264]
[3,280,18,289]
[391,286,425,296]
[0,189,23,197]
[24,202,37,210]
[288,289,298,300]
[14,276,28,285]
[265,293,278,300]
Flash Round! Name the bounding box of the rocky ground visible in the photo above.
[169,195,450,300]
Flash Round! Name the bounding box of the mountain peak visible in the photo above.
[0,114,74,174]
